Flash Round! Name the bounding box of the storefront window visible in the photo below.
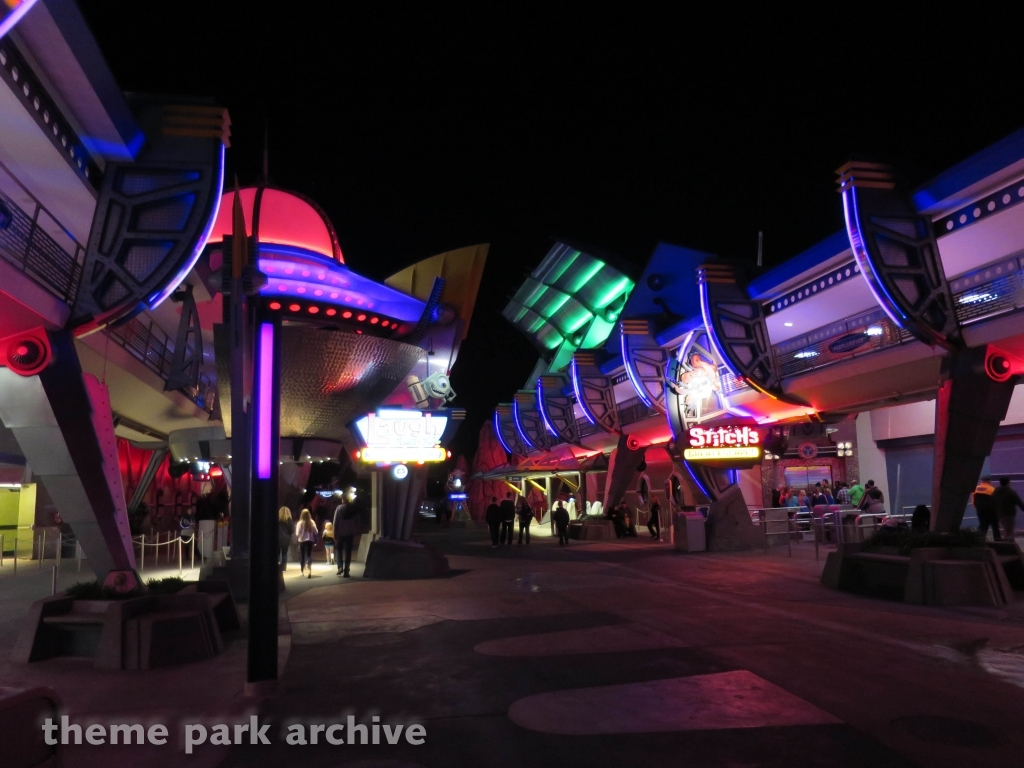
[784,465,832,489]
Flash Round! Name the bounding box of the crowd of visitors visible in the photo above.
[276,488,362,578]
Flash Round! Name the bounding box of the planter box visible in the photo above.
[822,544,1018,606]
[13,580,237,669]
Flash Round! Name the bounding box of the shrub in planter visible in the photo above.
[862,528,984,556]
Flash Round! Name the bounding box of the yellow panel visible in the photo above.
[386,243,489,341]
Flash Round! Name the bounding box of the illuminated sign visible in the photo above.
[688,425,759,448]
[683,446,760,460]
[354,409,449,464]
[392,464,409,480]
[683,425,762,466]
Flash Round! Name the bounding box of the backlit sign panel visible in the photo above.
[682,425,762,466]
[354,409,449,464]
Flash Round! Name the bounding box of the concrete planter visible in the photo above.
[822,543,1020,606]
[13,580,238,669]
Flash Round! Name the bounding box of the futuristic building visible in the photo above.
[488,130,1024,549]
[0,0,486,611]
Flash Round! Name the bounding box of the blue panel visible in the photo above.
[913,125,1024,213]
[747,230,850,300]
[599,354,623,375]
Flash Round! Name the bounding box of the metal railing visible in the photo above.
[774,307,912,378]
[0,158,84,306]
[106,316,217,415]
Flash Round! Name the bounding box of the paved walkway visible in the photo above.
[3,527,1024,766]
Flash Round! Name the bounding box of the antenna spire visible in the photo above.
[756,231,763,268]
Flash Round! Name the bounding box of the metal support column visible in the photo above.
[247,315,281,687]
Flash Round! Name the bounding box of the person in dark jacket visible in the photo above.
[333,489,362,577]
[552,501,570,546]
[485,497,502,548]
[277,507,294,572]
[910,504,930,532]
[647,500,661,540]
[517,498,534,544]
[993,477,1024,542]
[973,478,999,541]
[499,493,516,546]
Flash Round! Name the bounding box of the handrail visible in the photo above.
[105,315,216,414]
[0,158,84,306]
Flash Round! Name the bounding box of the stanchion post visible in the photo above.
[51,565,57,595]
[77,541,81,572]
[140,535,145,572]
[13,537,17,575]
[0,533,4,568]
[39,530,45,569]
[57,532,62,575]
[178,536,182,575]
[191,534,195,571]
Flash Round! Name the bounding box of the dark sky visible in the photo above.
[78,3,1024,460]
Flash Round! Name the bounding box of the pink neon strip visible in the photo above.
[256,322,274,479]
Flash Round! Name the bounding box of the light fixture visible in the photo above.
[784,322,793,327]
[866,326,883,337]
[794,350,819,359]
[392,464,409,480]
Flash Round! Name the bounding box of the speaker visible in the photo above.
[4,330,51,376]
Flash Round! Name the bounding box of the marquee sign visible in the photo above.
[682,425,763,467]
[353,409,449,463]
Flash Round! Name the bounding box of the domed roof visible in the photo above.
[207,185,344,263]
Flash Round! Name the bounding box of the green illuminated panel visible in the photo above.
[503,241,635,369]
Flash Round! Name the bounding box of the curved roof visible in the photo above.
[207,185,344,263]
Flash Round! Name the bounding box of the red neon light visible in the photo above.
[268,302,281,310]
[209,466,224,478]
[207,187,344,263]
[370,317,379,324]
[308,306,319,314]
[380,320,389,328]
[289,304,300,312]
[342,311,352,319]
[326,308,336,316]
[357,314,366,322]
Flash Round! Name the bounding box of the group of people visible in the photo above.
[973,476,1024,541]
[772,479,883,512]
[484,493,666,547]
[276,491,362,578]
[484,493,541,548]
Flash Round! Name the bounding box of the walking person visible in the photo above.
[647,499,661,540]
[333,490,361,578]
[973,477,1000,541]
[295,508,318,578]
[517,498,533,545]
[993,477,1024,542]
[553,501,570,546]
[277,507,294,572]
[485,496,502,548]
[322,521,336,565]
[499,492,516,546]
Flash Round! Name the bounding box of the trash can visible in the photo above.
[673,512,707,552]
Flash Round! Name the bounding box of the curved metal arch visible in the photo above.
[71,102,227,333]
[698,263,801,404]
[837,161,961,350]
[513,391,550,452]
[569,352,620,434]
[620,319,668,412]
[537,375,579,445]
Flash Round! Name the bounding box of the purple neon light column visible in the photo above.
[248,317,281,686]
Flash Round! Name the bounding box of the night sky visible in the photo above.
[78,3,1024,461]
